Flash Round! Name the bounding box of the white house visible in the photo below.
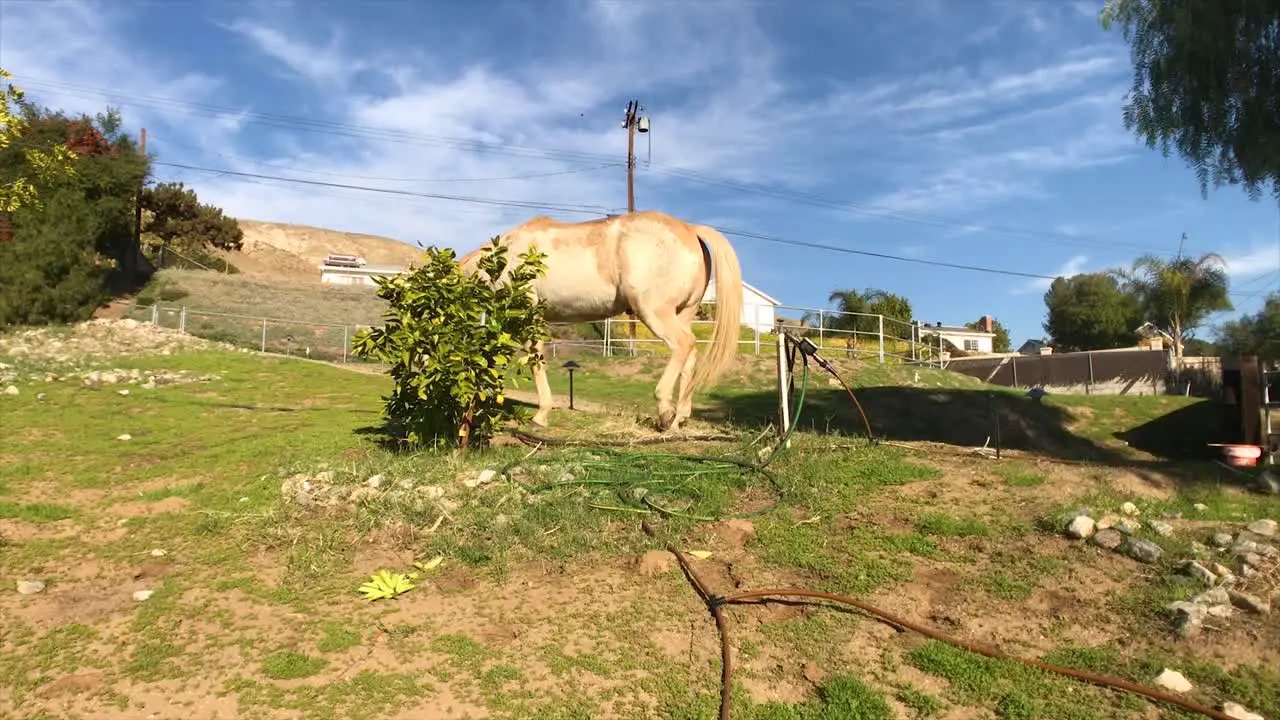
[701,279,782,332]
[918,317,997,354]
[319,256,406,287]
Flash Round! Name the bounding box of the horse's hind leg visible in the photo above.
[673,305,701,429]
[634,305,695,432]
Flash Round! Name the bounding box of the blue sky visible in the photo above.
[3,0,1278,345]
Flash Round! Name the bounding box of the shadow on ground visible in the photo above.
[1116,399,1224,461]
[704,385,1225,470]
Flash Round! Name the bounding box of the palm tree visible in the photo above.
[1113,250,1233,358]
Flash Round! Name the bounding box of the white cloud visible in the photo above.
[1222,246,1280,279]
[1012,254,1091,295]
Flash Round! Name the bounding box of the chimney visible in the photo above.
[980,315,993,333]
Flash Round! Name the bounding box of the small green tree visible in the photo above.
[350,238,549,450]
[0,68,77,214]
[1043,273,1144,352]
[141,181,244,255]
[1113,251,1232,358]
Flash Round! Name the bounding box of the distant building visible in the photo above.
[318,254,405,287]
[701,280,783,332]
[1018,339,1051,355]
[918,316,997,354]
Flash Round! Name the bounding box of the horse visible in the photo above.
[457,210,743,432]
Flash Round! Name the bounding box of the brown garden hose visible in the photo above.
[665,544,1240,720]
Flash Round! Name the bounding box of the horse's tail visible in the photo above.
[692,224,743,388]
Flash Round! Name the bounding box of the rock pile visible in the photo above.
[0,318,229,365]
[1061,504,1277,637]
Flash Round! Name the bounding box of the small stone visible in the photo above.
[1239,552,1265,569]
[1221,701,1265,720]
[365,474,385,489]
[3,385,18,396]
[1154,669,1193,693]
[1065,515,1096,539]
[1091,528,1125,550]
[1193,587,1231,606]
[1232,539,1260,555]
[464,468,497,489]
[1116,517,1142,535]
[149,548,167,557]
[1240,564,1257,579]
[132,590,154,602]
[116,434,132,441]
[117,389,130,396]
[17,580,46,595]
[1189,541,1211,557]
[1124,538,1162,564]
[1121,501,1139,515]
[1169,603,1204,638]
[637,550,675,577]
[1212,532,1234,548]
[1149,520,1174,537]
[417,485,445,500]
[1185,561,1217,587]
[1193,503,1208,512]
[141,381,156,390]
[1096,514,1120,530]
[1205,603,1235,618]
[1227,589,1271,615]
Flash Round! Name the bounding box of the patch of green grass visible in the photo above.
[906,640,1120,719]
[124,641,185,680]
[993,462,1047,487]
[914,512,991,538]
[0,501,76,523]
[750,673,894,719]
[226,670,426,720]
[895,683,944,718]
[262,650,329,680]
[316,623,362,654]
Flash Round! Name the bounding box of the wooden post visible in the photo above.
[878,314,885,364]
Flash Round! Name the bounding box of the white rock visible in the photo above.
[1185,561,1218,587]
[3,385,18,396]
[17,580,46,595]
[1066,515,1096,539]
[1121,501,1139,515]
[36,393,46,401]
[117,389,130,396]
[1221,701,1265,720]
[1246,519,1277,537]
[1212,532,1235,548]
[1149,520,1174,537]
[149,548,167,557]
[1193,503,1208,512]
[116,434,132,441]
[365,474,385,489]
[132,590,154,602]
[1096,514,1119,530]
[1154,669,1193,693]
[464,468,498,489]
[1116,517,1142,535]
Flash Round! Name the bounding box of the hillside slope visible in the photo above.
[215,219,426,282]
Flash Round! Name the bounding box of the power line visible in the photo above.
[17,76,1182,256]
[156,160,1057,280]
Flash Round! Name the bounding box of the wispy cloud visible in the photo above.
[1012,254,1091,295]
[1222,245,1280,279]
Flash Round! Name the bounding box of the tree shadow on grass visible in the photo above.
[353,399,538,454]
[700,385,1248,492]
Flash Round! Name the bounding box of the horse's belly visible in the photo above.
[536,277,624,322]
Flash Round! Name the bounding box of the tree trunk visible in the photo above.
[1172,316,1184,359]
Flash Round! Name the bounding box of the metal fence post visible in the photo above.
[754,323,761,355]
[1087,351,1094,394]
[602,318,611,357]
[342,326,348,363]
[179,306,187,334]
[261,319,267,352]
[878,314,885,364]
[150,304,159,325]
[818,310,824,350]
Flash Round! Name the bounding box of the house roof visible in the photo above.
[919,325,994,337]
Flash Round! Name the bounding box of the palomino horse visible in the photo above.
[457,210,743,432]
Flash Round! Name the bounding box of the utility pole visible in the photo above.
[621,100,648,351]
[130,127,147,279]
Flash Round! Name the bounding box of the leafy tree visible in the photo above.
[804,288,913,337]
[0,68,77,215]
[1100,0,1280,201]
[0,104,148,327]
[965,317,1012,353]
[141,181,243,255]
[1113,252,1232,358]
[1042,273,1143,352]
[350,238,550,450]
[1217,292,1280,360]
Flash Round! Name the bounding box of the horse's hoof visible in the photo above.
[531,414,550,428]
[656,409,676,432]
